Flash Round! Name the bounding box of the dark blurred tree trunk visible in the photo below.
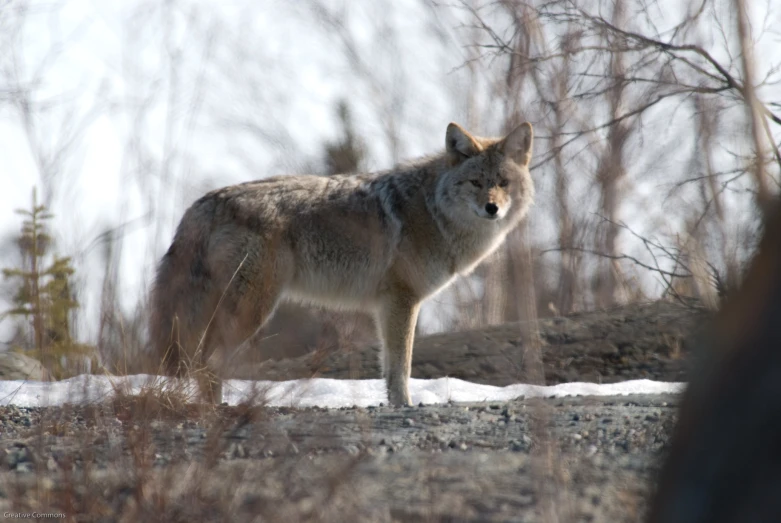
[649,0,781,515]
[648,199,781,522]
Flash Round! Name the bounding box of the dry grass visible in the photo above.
[0,366,363,522]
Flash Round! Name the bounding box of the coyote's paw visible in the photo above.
[387,387,412,407]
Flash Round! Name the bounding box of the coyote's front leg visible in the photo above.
[377,292,421,406]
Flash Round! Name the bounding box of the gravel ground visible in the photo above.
[0,301,701,521]
[0,393,678,521]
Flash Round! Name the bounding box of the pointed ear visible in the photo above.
[501,122,533,166]
[446,122,481,163]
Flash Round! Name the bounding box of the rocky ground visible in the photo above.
[0,300,707,522]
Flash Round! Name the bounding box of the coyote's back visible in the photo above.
[148,121,535,405]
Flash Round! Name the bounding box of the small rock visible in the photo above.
[403,418,414,427]
[0,352,49,381]
[15,462,34,474]
[6,442,33,469]
[297,497,316,514]
[229,443,247,459]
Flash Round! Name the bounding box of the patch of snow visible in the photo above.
[0,375,686,409]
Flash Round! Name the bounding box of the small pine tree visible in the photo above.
[42,256,78,344]
[2,187,93,378]
[3,187,54,353]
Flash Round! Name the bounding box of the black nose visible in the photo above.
[485,203,499,216]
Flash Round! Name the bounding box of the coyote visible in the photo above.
[149,122,535,406]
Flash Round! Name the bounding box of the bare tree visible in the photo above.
[450,0,780,315]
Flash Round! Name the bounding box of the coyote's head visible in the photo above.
[437,121,534,225]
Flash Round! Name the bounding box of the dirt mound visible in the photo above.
[234,300,707,385]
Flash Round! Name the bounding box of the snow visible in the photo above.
[0,375,685,409]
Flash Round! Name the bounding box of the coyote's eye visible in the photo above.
[470,180,482,188]
[499,179,509,188]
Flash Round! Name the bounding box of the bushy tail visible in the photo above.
[146,226,214,377]
[147,250,187,377]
